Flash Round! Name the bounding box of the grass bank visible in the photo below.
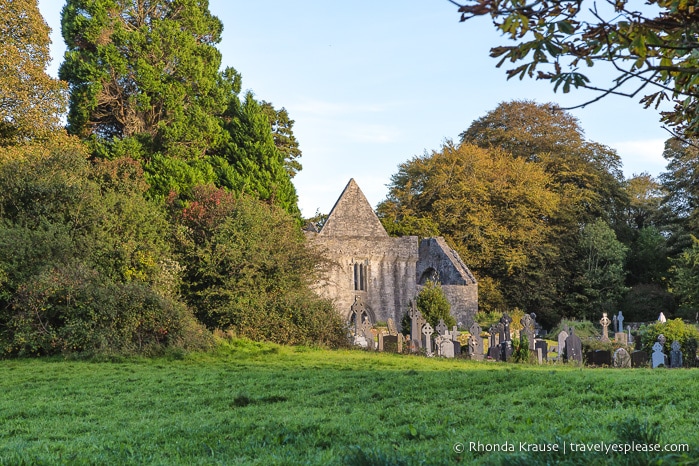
[1,340,698,465]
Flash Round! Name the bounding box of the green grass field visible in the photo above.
[1,340,698,465]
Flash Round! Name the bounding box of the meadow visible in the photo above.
[1,340,698,465]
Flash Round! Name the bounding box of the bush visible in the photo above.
[638,318,699,366]
[0,141,208,357]
[415,279,455,329]
[171,186,348,348]
[2,263,211,356]
[621,283,676,322]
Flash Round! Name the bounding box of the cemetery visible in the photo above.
[351,298,699,369]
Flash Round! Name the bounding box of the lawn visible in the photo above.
[1,340,697,465]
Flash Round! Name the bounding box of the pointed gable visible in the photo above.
[319,178,388,238]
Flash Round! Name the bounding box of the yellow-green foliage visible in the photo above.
[639,319,699,366]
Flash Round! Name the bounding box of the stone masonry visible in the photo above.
[306,178,478,328]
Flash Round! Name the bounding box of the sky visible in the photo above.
[38,1,670,217]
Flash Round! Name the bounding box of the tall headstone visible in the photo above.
[535,340,548,362]
[436,319,448,336]
[651,342,666,368]
[488,323,502,360]
[670,340,683,368]
[613,348,631,368]
[557,330,569,362]
[422,322,434,356]
[501,313,512,342]
[520,314,536,350]
[350,295,367,339]
[468,322,484,361]
[617,311,624,333]
[600,312,611,342]
[565,329,583,363]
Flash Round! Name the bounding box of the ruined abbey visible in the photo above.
[305,179,478,329]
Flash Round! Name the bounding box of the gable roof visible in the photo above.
[319,178,388,237]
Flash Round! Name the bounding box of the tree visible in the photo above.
[416,279,455,329]
[59,0,229,160]
[378,141,559,320]
[0,0,66,146]
[457,101,628,325]
[0,140,209,356]
[59,1,300,215]
[568,219,628,319]
[169,185,346,347]
[260,101,303,178]
[451,0,699,135]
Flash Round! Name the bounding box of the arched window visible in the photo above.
[353,262,367,291]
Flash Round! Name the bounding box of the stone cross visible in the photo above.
[350,295,366,336]
[500,313,512,342]
[451,326,461,342]
[617,311,624,333]
[520,314,536,350]
[600,312,611,342]
[468,322,484,361]
[408,301,424,348]
[422,322,434,356]
[658,334,667,347]
[670,340,683,368]
[652,342,666,368]
[627,325,633,343]
[436,319,448,336]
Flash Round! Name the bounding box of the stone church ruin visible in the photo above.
[305,178,477,329]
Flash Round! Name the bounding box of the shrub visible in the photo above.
[638,318,699,366]
[171,186,348,347]
[415,279,455,329]
[2,263,210,356]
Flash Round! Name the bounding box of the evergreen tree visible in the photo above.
[260,101,302,178]
[59,0,229,160]
[0,0,66,146]
[59,0,299,214]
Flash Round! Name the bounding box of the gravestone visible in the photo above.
[487,324,500,360]
[408,339,419,354]
[600,312,611,342]
[535,341,548,361]
[615,332,628,345]
[350,295,368,345]
[557,330,569,362]
[362,320,375,350]
[592,350,612,366]
[658,334,667,347]
[386,318,398,336]
[631,350,648,368]
[468,322,484,361]
[450,326,461,342]
[651,342,666,368]
[520,314,536,350]
[499,341,513,362]
[613,348,631,368]
[382,335,400,353]
[627,325,633,344]
[436,319,448,336]
[408,301,425,349]
[422,322,434,356]
[670,340,683,368]
[617,311,624,333]
[501,313,512,342]
[453,340,462,357]
[565,329,583,363]
[436,335,455,358]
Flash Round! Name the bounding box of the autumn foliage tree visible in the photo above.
[378,141,559,318]
[0,0,66,146]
